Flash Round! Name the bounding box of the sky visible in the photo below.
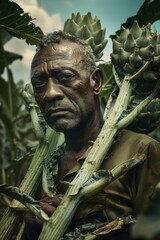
[5,0,144,83]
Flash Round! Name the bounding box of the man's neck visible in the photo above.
[64,112,103,154]
[57,110,103,180]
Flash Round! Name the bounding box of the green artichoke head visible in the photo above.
[111,21,160,91]
[63,12,108,60]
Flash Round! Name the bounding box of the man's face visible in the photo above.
[31,40,97,133]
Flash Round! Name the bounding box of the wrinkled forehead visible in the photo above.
[31,40,85,68]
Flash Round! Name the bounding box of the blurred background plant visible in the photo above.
[0,0,43,214]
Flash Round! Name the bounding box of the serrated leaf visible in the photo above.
[0,0,44,46]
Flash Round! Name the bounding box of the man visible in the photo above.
[22,31,160,239]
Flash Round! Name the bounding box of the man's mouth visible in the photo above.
[46,108,71,118]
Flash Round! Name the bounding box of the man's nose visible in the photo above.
[43,78,64,102]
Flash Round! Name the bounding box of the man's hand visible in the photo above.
[21,194,63,240]
[40,194,63,217]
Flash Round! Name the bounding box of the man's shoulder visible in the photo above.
[103,129,160,169]
[116,129,159,147]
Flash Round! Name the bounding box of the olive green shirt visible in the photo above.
[49,130,160,227]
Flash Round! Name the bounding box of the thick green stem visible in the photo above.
[39,154,144,240]
[80,154,145,198]
[117,90,157,129]
[127,61,151,82]
[0,208,21,240]
[69,79,132,196]
[40,196,81,240]
[38,79,133,240]
[0,130,59,239]
[0,83,60,240]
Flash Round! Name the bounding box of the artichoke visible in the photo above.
[111,21,160,93]
[128,98,160,133]
[111,21,160,134]
[63,12,108,60]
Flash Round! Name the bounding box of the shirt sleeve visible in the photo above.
[133,139,160,215]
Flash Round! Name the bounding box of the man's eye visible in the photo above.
[59,73,74,82]
[32,81,46,91]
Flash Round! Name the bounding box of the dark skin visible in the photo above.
[31,39,104,180]
[22,40,104,240]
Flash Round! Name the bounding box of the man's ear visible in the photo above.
[90,68,103,95]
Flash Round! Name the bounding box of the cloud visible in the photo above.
[3,0,63,83]
[64,1,73,8]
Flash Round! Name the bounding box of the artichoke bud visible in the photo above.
[119,48,130,64]
[73,12,82,24]
[113,39,123,54]
[85,36,94,46]
[129,50,143,68]
[124,33,136,51]
[115,66,124,78]
[139,44,154,60]
[118,26,129,43]
[63,19,79,35]
[86,12,93,22]
[111,53,120,66]
[154,55,160,64]
[96,52,104,59]
[80,15,93,32]
[76,25,91,39]
[123,63,135,74]
[143,70,157,81]
[130,20,142,39]
[150,33,158,45]
[63,12,107,60]
[92,18,101,31]
[93,28,106,45]
[128,98,160,133]
[145,23,152,37]
[94,41,107,54]
[136,30,150,48]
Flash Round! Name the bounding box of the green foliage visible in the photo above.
[0,49,22,75]
[0,0,43,46]
[98,62,117,105]
[0,0,44,206]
